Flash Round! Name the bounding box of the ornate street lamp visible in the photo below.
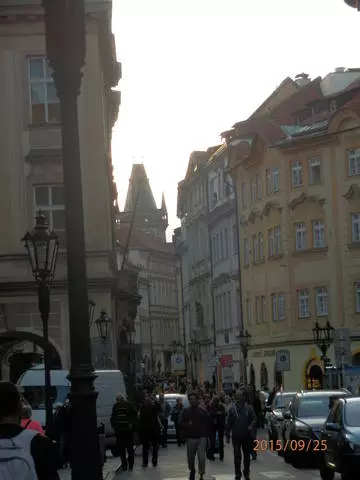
[95,309,112,343]
[239,329,251,385]
[88,300,96,326]
[344,1,360,10]
[312,321,335,384]
[22,211,59,430]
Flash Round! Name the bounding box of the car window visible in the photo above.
[274,394,294,409]
[298,396,340,418]
[327,402,340,424]
[344,402,360,427]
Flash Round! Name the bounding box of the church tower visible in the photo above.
[118,164,168,241]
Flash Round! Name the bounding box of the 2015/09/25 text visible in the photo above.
[254,439,327,452]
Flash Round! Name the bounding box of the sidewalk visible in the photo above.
[59,456,120,480]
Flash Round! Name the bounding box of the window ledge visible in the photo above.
[348,242,360,250]
[292,246,328,256]
[25,148,62,164]
[268,253,284,261]
[253,258,265,266]
[28,122,61,130]
[298,316,311,319]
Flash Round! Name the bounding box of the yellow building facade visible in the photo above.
[229,107,360,391]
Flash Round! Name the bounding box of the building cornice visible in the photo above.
[262,200,282,217]
[247,335,360,352]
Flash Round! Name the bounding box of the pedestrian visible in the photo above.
[208,395,226,461]
[138,393,162,468]
[0,381,60,480]
[158,393,171,447]
[110,393,138,472]
[180,392,209,480]
[227,389,256,480]
[171,397,185,446]
[21,404,45,436]
[246,387,261,460]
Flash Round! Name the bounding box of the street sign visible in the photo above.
[220,354,233,367]
[171,354,185,374]
[207,355,217,368]
[334,328,352,367]
[276,350,290,372]
[222,365,234,392]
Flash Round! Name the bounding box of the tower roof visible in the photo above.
[124,164,157,213]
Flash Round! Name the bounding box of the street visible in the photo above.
[115,442,336,480]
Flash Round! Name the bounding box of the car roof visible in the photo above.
[157,393,187,398]
[343,396,360,405]
[275,391,297,395]
[297,390,350,397]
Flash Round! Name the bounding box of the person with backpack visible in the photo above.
[21,405,45,436]
[0,381,60,480]
[110,393,138,472]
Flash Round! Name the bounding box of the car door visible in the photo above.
[283,397,297,443]
[322,402,341,468]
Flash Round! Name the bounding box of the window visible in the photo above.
[34,185,66,246]
[259,232,264,259]
[295,222,307,250]
[315,287,328,316]
[291,161,302,187]
[233,225,239,254]
[28,56,60,124]
[241,182,247,208]
[351,214,360,243]
[271,294,277,322]
[246,299,253,326]
[268,229,275,257]
[309,157,321,185]
[348,149,360,176]
[266,169,272,195]
[256,174,261,199]
[355,282,360,313]
[298,289,310,318]
[261,296,266,322]
[252,234,259,263]
[278,294,285,320]
[224,228,229,258]
[313,220,325,248]
[273,168,279,193]
[244,238,250,266]
[256,296,261,324]
[274,226,282,255]
[251,177,256,202]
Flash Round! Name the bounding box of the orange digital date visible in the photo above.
[254,439,328,452]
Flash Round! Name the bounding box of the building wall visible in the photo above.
[231,112,360,390]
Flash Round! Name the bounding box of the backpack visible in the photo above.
[0,429,38,480]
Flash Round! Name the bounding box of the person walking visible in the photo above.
[180,392,209,480]
[208,396,226,461]
[227,390,256,480]
[158,393,171,447]
[21,404,45,436]
[110,393,138,472]
[246,387,261,460]
[138,393,162,468]
[171,397,185,446]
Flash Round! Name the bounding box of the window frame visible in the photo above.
[295,222,307,251]
[273,167,280,193]
[33,184,66,248]
[308,157,322,185]
[313,220,325,248]
[348,149,360,177]
[355,282,360,313]
[298,289,310,318]
[274,225,282,255]
[268,228,275,257]
[244,238,250,266]
[351,213,360,243]
[291,161,303,188]
[252,234,259,263]
[259,232,264,259]
[315,286,328,316]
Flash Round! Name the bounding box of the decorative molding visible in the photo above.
[288,192,325,210]
[343,184,360,201]
[262,201,282,217]
[248,209,262,224]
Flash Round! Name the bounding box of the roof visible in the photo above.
[116,226,175,255]
[184,150,212,180]
[124,164,158,213]
[249,77,298,119]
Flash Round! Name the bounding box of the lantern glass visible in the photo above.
[22,211,59,282]
[95,309,112,341]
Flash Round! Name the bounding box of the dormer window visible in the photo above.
[329,100,337,113]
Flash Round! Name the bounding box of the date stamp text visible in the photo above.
[254,439,327,452]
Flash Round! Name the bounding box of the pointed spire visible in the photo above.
[161,192,167,213]
[124,164,157,213]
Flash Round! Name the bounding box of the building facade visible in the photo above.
[117,164,180,375]
[226,68,360,390]
[0,1,139,380]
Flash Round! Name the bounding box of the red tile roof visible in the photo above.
[116,227,175,255]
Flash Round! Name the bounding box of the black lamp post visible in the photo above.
[42,1,101,478]
[22,211,59,431]
[312,321,335,387]
[95,309,112,368]
[239,329,251,385]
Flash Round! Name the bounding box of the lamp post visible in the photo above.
[42,1,101,478]
[239,329,251,385]
[95,309,112,367]
[312,321,335,388]
[22,211,59,431]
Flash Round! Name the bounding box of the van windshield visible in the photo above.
[22,386,69,409]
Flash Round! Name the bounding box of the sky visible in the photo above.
[111,0,358,237]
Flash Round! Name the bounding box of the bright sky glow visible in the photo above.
[111,0,358,236]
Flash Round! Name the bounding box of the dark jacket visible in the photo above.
[110,400,138,433]
[180,406,209,439]
[209,402,226,428]
[171,404,184,425]
[0,423,60,480]
[138,401,162,435]
[158,400,171,421]
[227,402,256,439]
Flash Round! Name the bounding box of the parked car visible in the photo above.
[156,393,188,440]
[267,391,296,450]
[282,389,351,467]
[319,396,360,480]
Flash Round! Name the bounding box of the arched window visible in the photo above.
[260,362,268,390]
[305,359,323,389]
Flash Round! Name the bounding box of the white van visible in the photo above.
[17,365,126,452]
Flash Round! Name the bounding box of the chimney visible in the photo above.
[295,73,311,87]
[335,67,346,73]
